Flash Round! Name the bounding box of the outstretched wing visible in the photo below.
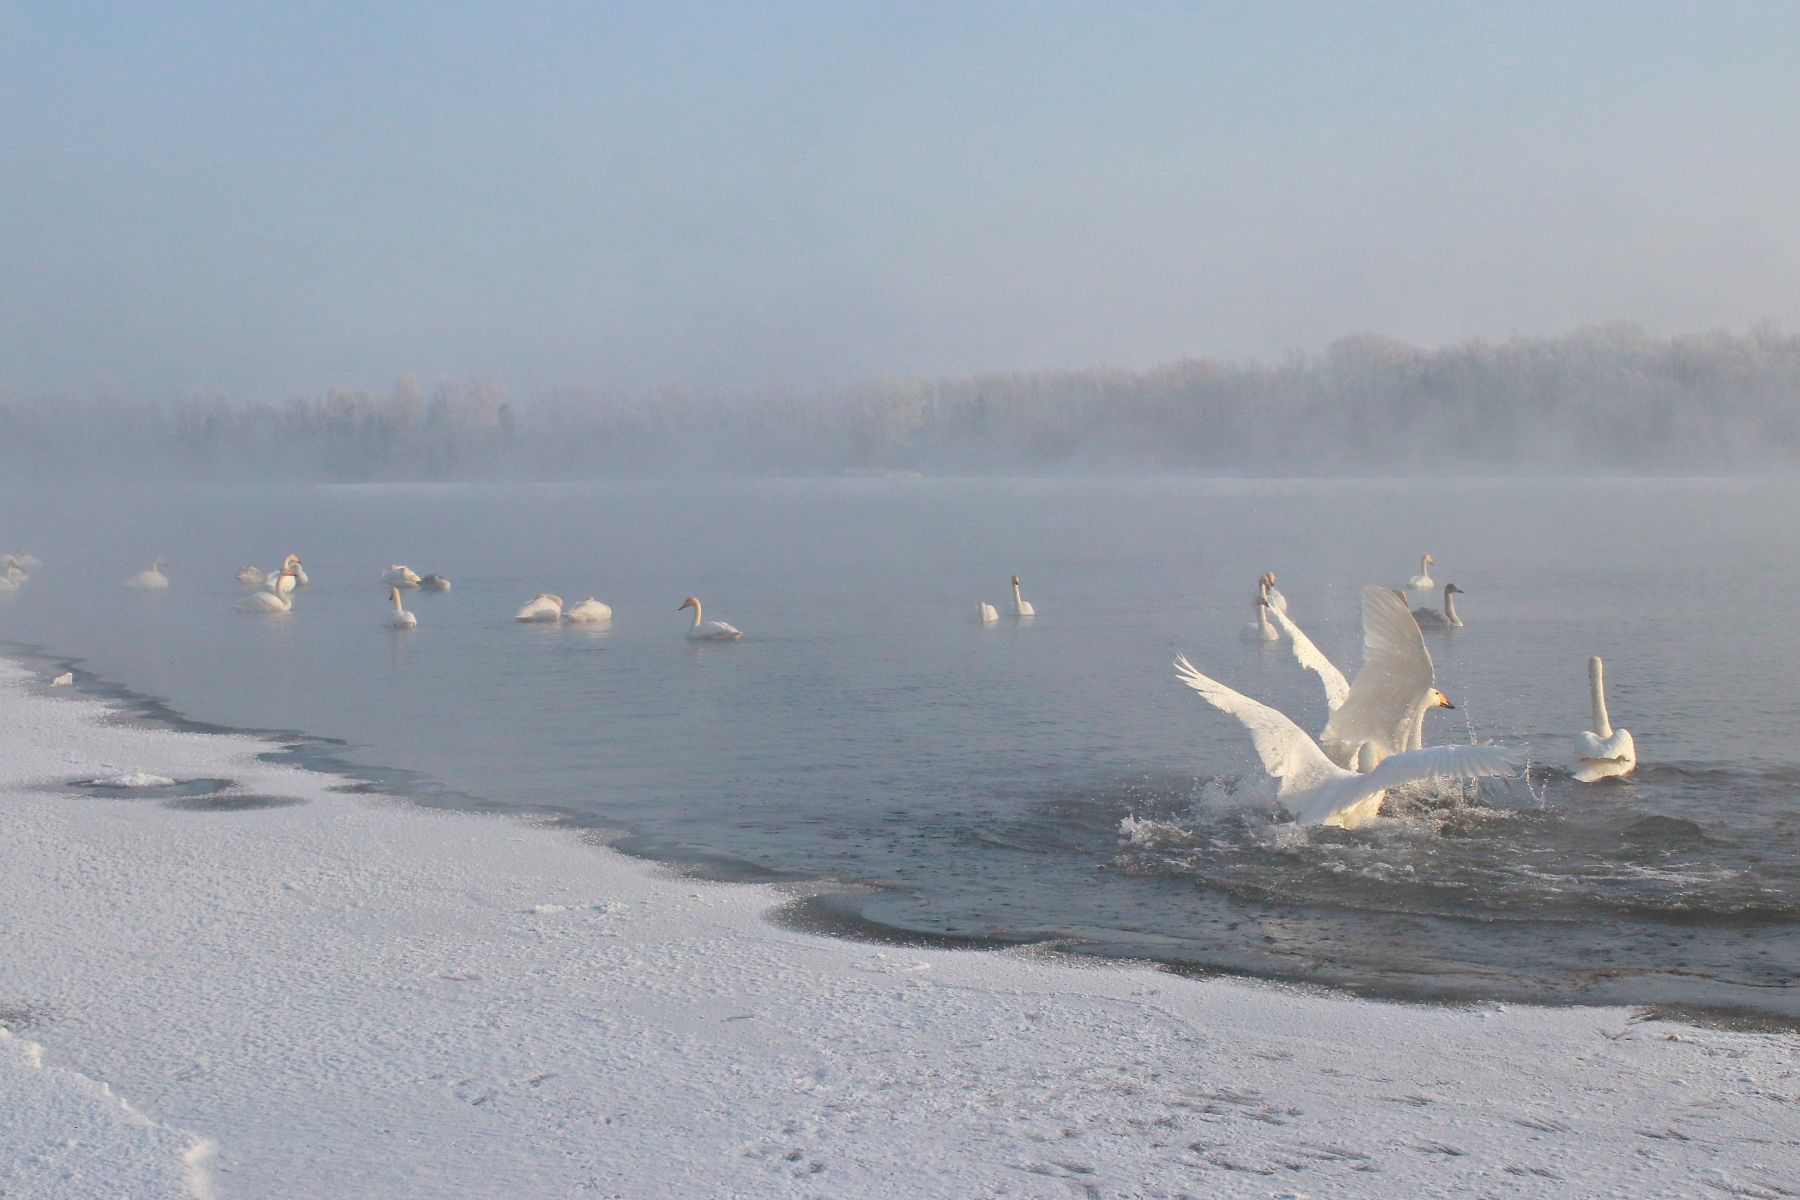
[1321,586,1435,762]
[1268,606,1350,714]
[1174,654,1343,799]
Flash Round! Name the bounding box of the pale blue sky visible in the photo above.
[3,1,1797,397]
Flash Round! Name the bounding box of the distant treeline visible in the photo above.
[6,325,1800,480]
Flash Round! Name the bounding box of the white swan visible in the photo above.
[383,565,422,588]
[516,593,563,622]
[125,557,170,590]
[1574,656,1636,782]
[1407,554,1435,590]
[1413,583,1464,628]
[419,574,451,591]
[1241,596,1279,643]
[235,565,264,585]
[1011,575,1035,617]
[239,571,296,612]
[680,595,741,640]
[265,555,307,589]
[564,596,612,623]
[3,557,28,584]
[1174,654,1515,829]
[977,601,998,624]
[389,586,417,629]
[1259,572,1288,615]
[1317,586,1455,767]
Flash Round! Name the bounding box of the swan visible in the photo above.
[515,593,563,622]
[9,553,41,571]
[235,566,265,585]
[977,601,999,624]
[679,595,741,640]
[1407,554,1435,590]
[564,596,612,623]
[265,555,308,588]
[1574,656,1636,782]
[239,571,297,612]
[1241,596,1279,643]
[389,586,417,629]
[1316,586,1456,767]
[419,574,452,591]
[1011,575,1035,617]
[1174,655,1515,829]
[3,556,27,584]
[1413,583,1464,628]
[383,565,422,588]
[125,557,170,590]
[1259,572,1288,615]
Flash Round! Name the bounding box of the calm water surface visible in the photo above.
[2,478,1795,1018]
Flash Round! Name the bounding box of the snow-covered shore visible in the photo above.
[0,658,1794,1199]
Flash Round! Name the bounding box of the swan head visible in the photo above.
[152,556,168,568]
[1431,688,1455,710]
[1425,553,1435,565]
[1588,655,1605,681]
[1261,571,1275,588]
[1011,575,1021,586]
[389,586,401,601]
[285,554,301,568]
[1446,583,1463,595]
[678,595,699,612]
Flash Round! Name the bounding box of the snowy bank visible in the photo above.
[0,659,1794,1199]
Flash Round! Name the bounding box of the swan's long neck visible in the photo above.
[1012,579,1023,606]
[690,600,703,629]
[1257,604,1271,635]
[1443,586,1458,623]
[1589,658,1612,738]
[1419,554,1430,577]
[391,588,403,614]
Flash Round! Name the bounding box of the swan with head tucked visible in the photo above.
[1574,656,1636,782]
[1314,586,1456,767]
[977,601,998,624]
[679,595,741,640]
[1010,575,1035,617]
[564,596,612,623]
[515,593,563,622]
[239,570,296,612]
[235,565,264,585]
[1259,572,1288,615]
[0,561,21,592]
[389,586,417,628]
[9,553,41,572]
[1407,554,1435,590]
[125,557,170,590]
[1413,583,1464,628]
[1174,654,1515,828]
[419,574,451,591]
[1241,595,1279,643]
[383,565,422,588]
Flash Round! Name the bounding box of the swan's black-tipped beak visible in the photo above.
[1440,698,1456,710]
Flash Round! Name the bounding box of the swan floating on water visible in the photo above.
[1241,596,1279,643]
[419,574,452,591]
[235,566,265,585]
[1011,575,1035,617]
[1413,583,1464,628]
[50,672,73,687]
[239,570,297,612]
[1574,656,1636,782]
[1407,554,1435,590]
[1174,654,1515,829]
[564,596,612,623]
[266,555,307,589]
[516,593,563,622]
[125,557,170,590]
[1315,586,1455,767]
[3,557,28,585]
[680,595,741,640]
[1259,572,1288,614]
[384,565,422,588]
[389,586,417,629]
[977,601,998,624]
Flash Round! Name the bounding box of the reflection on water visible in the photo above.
[2,477,1796,1018]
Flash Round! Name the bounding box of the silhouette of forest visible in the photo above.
[6,325,1799,481]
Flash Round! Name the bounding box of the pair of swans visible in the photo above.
[1175,653,1514,828]
[1242,574,1284,642]
[515,593,614,623]
[978,576,1035,623]
[125,557,170,590]
[386,565,450,590]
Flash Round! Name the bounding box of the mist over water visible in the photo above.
[2,476,1795,1019]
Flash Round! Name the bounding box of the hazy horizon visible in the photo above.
[5,2,1800,400]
